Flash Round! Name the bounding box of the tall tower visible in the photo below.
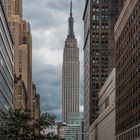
[62,0,80,123]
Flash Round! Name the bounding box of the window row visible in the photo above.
[92,50,109,56]
[93,0,109,3]
[117,121,140,140]
[92,66,108,73]
[93,33,108,39]
[93,15,109,21]
[93,23,108,30]
[92,74,108,81]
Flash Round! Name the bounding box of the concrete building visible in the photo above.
[3,0,23,78]
[62,1,80,123]
[115,0,140,139]
[32,84,40,120]
[83,0,124,139]
[14,76,28,110]
[19,20,32,110]
[76,120,84,140]
[0,0,14,114]
[88,68,115,140]
[2,0,22,20]
[57,122,67,140]
[64,112,83,140]
[3,0,33,112]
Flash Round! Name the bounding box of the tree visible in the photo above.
[45,133,58,140]
[0,109,56,140]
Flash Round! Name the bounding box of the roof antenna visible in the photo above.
[70,0,72,17]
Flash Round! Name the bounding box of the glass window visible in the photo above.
[102,7,109,13]
[102,15,109,20]
[93,15,100,21]
[102,23,108,30]
[102,0,109,3]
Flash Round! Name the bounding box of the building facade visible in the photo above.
[88,68,115,140]
[0,0,14,114]
[19,20,32,110]
[32,84,40,120]
[64,113,83,140]
[14,76,28,110]
[3,0,33,112]
[115,0,140,139]
[76,120,84,140]
[62,1,80,123]
[83,0,124,139]
[58,122,67,140]
[2,0,22,20]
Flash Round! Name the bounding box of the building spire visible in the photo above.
[70,0,72,17]
[68,0,75,38]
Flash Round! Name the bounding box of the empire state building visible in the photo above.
[62,0,80,123]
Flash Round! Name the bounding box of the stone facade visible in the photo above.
[88,69,116,140]
[83,1,124,139]
[32,84,40,120]
[62,1,79,123]
[115,0,140,139]
[0,0,14,114]
[14,76,28,110]
[3,0,33,112]
[58,122,67,140]
[2,0,22,20]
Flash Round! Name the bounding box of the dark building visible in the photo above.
[115,0,140,139]
[0,0,14,115]
[83,0,124,139]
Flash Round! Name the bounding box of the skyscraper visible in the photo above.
[62,0,80,123]
[83,0,124,139]
[115,0,140,139]
[3,0,33,111]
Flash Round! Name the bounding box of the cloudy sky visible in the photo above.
[23,0,85,121]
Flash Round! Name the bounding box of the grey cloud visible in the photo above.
[33,64,62,119]
[24,0,68,29]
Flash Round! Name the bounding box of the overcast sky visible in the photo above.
[23,0,85,121]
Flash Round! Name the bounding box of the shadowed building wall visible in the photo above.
[83,0,125,139]
[115,0,140,139]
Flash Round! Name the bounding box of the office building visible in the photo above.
[62,1,80,123]
[14,76,28,110]
[115,0,140,139]
[3,0,33,111]
[2,0,22,20]
[0,0,14,114]
[88,68,115,140]
[64,113,83,140]
[32,84,40,120]
[83,0,124,139]
[19,20,32,110]
[76,120,84,140]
